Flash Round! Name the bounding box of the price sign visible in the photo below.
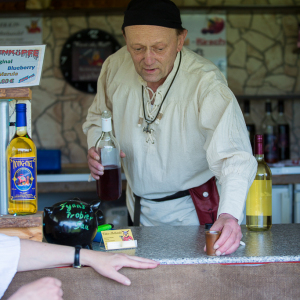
[0,45,45,88]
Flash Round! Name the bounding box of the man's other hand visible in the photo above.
[204,213,242,256]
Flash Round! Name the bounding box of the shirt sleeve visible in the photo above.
[0,234,20,298]
[199,83,257,223]
[82,57,111,150]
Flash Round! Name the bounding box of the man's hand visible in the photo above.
[204,213,242,256]
[8,277,63,300]
[87,147,126,180]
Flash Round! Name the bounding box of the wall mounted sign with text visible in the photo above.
[0,45,45,88]
[181,14,227,78]
[60,29,121,94]
[0,18,43,46]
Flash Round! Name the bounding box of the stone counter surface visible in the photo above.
[93,224,300,265]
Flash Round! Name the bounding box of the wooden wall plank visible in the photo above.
[0,226,43,242]
[0,212,43,228]
[0,88,32,100]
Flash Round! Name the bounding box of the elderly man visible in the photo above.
[83,0,257,256]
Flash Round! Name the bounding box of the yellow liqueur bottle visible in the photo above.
[7,103,37,215]
[246,134,272,231]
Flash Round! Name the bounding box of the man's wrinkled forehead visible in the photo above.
[124,25,177,40]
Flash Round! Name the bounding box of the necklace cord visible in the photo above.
[142,51,182,126]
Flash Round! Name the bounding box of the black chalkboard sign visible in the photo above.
[43,199,104,249]
[60,29,121,94]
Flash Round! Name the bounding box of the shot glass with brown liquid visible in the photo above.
[205,231,221,256]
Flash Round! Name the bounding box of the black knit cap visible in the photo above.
[122,0,183,30]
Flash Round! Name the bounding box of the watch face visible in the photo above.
[60,29,121,94]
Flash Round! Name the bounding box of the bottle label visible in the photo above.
[246,180,272,216]
[100,147,119,166]
[10,157,36,201]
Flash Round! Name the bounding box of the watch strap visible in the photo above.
[73,245,82,268]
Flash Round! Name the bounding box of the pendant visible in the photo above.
[143,123,153,134]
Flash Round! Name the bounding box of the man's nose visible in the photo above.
[144,49,155,65]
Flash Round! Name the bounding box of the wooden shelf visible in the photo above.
[236,95,300,100]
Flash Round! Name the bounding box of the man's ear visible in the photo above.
[177,29,188,52]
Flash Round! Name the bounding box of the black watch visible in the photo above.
[73,245,82,268]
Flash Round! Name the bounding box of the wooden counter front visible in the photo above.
[3,262,300,299]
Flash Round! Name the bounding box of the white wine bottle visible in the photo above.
[246,134,272,231]
[7,103,37,215]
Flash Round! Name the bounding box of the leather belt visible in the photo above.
[133,190,190,226]
[132,177,220,226]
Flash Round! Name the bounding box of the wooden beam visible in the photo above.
[0,212,43,242]
[0,212,42,228]
[273,174,300,185]
[0,88,32,100]
[0,226,43,242]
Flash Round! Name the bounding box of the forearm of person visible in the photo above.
[17,240,74,272]
[217,173,252,223]
[201,87,257,222]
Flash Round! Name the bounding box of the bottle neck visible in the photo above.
[16,110,27,137]
[102,131,112,138]
[255,154,265,161]
[102,117,112,132]
[254,140,264,156]
[16,126,28,137]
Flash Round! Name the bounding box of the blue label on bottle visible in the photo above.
[10,157,36,201]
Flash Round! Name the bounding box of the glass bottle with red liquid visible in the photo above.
[243,99,256,153]
[277,100,290,161]
[95,111,122,201]
[261,100,278,164]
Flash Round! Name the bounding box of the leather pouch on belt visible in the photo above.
[189,177,220,225]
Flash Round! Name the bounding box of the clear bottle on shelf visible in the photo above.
[261,100,278,164]
[246,134,272,231]
[95,111,122,201]
[7,103,38,215]
[277,100,290,161]
[243,99,256,152]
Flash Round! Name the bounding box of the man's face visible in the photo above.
[124,25,186,89]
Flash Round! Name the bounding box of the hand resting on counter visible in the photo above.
[7,239,159,300]
[204,213,242,256]
[87,146,126,180]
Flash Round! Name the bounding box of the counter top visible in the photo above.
[93,224,300,265]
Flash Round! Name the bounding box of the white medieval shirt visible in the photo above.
[0,234,20,298]
[83,46,257,226]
